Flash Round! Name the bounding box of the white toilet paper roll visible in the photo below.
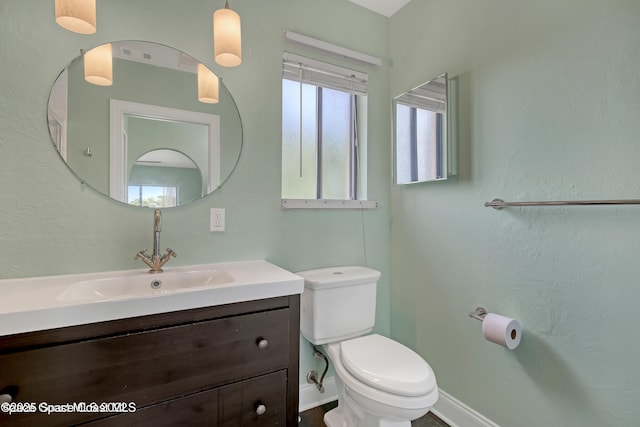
[481,313,522,350]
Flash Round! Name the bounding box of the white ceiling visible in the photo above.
[348,0,411,17]
[113,41,198,74]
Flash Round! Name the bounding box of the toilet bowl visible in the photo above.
[323,335,438,427]
[297,266,439,427]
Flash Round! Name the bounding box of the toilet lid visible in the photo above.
[340,334,435,397]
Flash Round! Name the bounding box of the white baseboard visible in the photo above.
[299,377,498,427]
[299,376,339,412]
[431,389,499,427]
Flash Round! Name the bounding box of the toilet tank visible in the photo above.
[297,266,381,345]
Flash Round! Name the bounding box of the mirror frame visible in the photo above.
[392,73,457,185]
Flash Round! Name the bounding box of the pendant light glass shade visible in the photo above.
[213,1,242,67]
[84,43,113,86]
[198,64,219,104]
[55,0,96,34]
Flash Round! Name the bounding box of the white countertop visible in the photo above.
[0,260,303,336]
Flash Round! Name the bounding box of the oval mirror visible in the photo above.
[47,41,243,208]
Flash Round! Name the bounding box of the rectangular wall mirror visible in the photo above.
[393,73,457,185]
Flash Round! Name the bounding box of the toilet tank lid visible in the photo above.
[296,266,381,290]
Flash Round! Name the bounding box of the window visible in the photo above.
[281,53,368,203]
[395,103,444,183]
[128,185,178,207]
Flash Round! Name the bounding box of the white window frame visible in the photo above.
[281,52,376,210]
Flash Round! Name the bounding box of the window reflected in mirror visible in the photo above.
[393,74,457,185]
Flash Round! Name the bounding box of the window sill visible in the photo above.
[281,199,379,210]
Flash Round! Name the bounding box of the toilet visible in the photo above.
[298,266,438,427]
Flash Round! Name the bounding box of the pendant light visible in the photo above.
[198,64,219,104]
[213,0,242,67]
[55,0,96,35]
[84,43,112,86]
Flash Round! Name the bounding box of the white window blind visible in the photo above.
[395,81,446,113]
[282,52,368,96]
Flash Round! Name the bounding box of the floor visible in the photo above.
[299,401,449,426]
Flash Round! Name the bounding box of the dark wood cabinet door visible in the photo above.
[82,370,287,427]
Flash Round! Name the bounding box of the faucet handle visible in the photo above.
[135,249,148,260]
[157,248,177,269]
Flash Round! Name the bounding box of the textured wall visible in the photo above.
[390,1,640,425]
[0,0,390,387]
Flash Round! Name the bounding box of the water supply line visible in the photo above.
[306,345,329,393]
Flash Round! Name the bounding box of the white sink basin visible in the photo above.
[0,260,303,336]
[58,268,235,302]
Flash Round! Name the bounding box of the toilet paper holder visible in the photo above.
[469,307,487,322]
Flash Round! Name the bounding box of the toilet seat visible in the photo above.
[340,334,436,397]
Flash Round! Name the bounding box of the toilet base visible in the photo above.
[324,407,347,427]
[323,393,412,427]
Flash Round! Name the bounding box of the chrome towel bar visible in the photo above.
[485,198,640,210]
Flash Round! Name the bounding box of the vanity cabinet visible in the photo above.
[0,295,300,426]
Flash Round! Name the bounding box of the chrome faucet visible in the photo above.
[135,209,177,273]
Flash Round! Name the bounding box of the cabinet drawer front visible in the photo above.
[85,370,287,427]
[0,309,289,426]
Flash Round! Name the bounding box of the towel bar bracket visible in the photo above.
[469,307,487,322]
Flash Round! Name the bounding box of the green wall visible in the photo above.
[390,0,640,425]
[0,0,390,389]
